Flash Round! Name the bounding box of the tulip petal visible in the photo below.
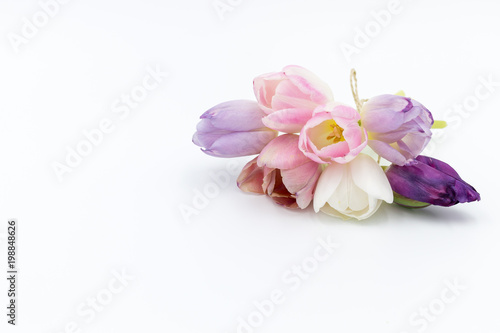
[313,163,345,212]
[257,134,311,169]
[350,154,394,203]
[317,141,350,162]
[272,80,318,110]
[263,167,276,195]
[352,198,383,220]
[201,100,269,132]
[237,157,265,194]
[415,155,461,180]
[329,104,361,126]
[348,182,370,211]
[368,139,407,166]
[361,95,409,132]
[283,65,334,104]
[203,130,277,158]
[262,108,314,133]
[253,72,286,113]
[295,176,320,209]
[398,132,429,157]
[281,161,321,209]
[281,161,319,194]
[268,169,300,209]
[370,127,411,143]
[192,129,221,149]
[319,204,351,220]
[193,119,226,148]
[272,197,299,208]
[343,124,364,150]
[195,117,217,133]
[328,171,350,212]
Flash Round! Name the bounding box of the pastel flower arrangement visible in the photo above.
[193,66,480,220]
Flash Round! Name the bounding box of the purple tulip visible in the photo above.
[361,95,434,166]
[193,100,278,157]
[385,155,480,207]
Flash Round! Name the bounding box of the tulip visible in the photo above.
[385,155,480,207]
[313,154,394,220]
[193,100,278,157]
[253,65,334,133]
[237,134,321,209]
[360,94,433,166]
[299,103,367,164]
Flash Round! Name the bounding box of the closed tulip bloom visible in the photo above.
[253,65,334,133]
[360,94,433,166]
[237,134,321,209]
[193,100,278,157]
[313,154,394,220]
[385,155,480,207]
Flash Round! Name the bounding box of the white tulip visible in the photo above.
[313,154,394,220]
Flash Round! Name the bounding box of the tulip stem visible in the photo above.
[350,69,365,112]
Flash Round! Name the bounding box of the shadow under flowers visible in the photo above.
[311,201,476,226]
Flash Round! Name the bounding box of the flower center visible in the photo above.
[309,119,345,149]
[326,123,344,143]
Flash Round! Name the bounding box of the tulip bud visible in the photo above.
[193,100,278,157]
[385,155,480,207]
[360,95,434,166]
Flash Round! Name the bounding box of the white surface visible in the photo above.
[0,0,499,332]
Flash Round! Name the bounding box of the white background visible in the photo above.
[0,0,499,332]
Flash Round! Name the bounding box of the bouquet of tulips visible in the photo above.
[193,66,480,220]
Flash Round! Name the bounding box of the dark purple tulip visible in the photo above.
[193,100,277,157]
[385,155,480,207]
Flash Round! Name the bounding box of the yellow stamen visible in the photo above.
[309,120,346,149]
[326,123,344,143]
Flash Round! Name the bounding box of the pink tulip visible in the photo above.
[237,134,321,209]
[253,65,334,133]
[299,103,367,164]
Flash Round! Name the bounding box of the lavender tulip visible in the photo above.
[193,100,278,157]
[385,155,480,207]
[361,95,433,166]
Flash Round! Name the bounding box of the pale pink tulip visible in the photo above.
[299,103,367,164]
[253,65,334,133]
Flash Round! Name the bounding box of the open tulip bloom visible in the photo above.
[193,66,480,221]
